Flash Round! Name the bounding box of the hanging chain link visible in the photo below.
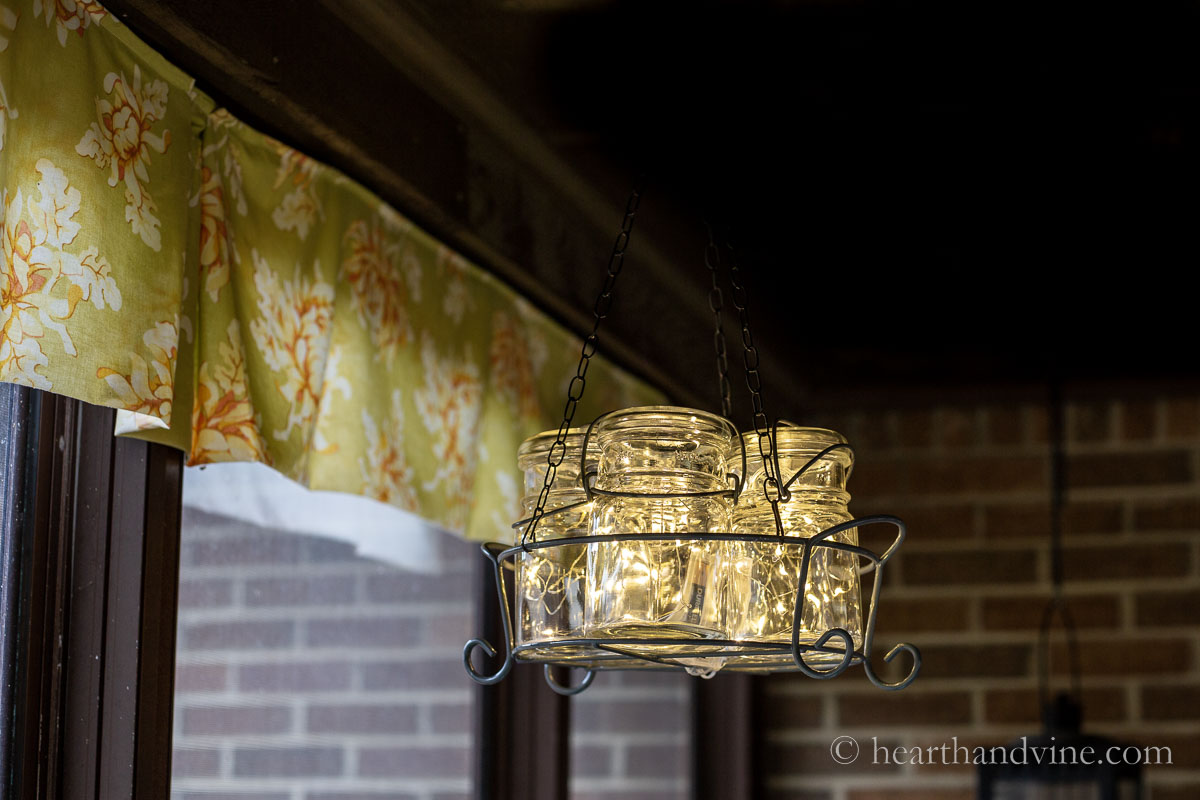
[704,221,733,420]
[522,179,645,546]
[724,237,787,533]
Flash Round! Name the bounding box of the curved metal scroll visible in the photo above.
[462,542,516,686]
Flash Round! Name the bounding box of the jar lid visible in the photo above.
[593,405,738,443]
[517,428,597,468]
[738,426,854,469]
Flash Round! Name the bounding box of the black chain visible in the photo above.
[522,179,645,546]
[704,222,733,420]
[725,238,786,533]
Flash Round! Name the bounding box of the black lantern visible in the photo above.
[977,382,1144,800]
[978,693,1142,800]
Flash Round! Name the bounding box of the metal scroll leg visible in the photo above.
[544,665,595,696]
[463,543,516,686]
[862,643,922,691]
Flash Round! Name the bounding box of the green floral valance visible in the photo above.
[0,2,663,540]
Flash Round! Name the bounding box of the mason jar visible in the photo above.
[585,406,737,644]
[513,429,597,660]
[727,427,863,667]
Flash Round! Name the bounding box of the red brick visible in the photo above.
[1061,542,1190,582]
[847,789,972,800]
[852,461,903,497]
[365,571,472,603]
[245,576,356,606]
[984,687,1126,724]
[983,503,1124,539]
[915,644,1031,680]
[910,737,997,773]
[172,748,221,777]
[763,791,833,800]
[936,408,980,449]
[881,505,974,541]
[304,617,421,648]
[420,613,471,646]
[574,700,688,734]
[1133,499,1200,531]
[175,664,226,692]
[185,621,294,650]
[239,662,352,692]
[430,703,471,734]
[178,579,233,607]
[1069,402,1113,443]
[909,456,1046,495]
[1149,785,1200,800]
[896,410,933,448]
[570,744,613,778]
[902,549,1038,586]
[1051,638,1191,676]
[1066,451,1191,489]
[234,747,342,777]
[361,660,468,690]
[1120,400,1159,440]
[876,597,969,632]
[838,691,971,726]
[626,744,688,777]
[986,407,1024,445]
[756,693,823,729]
[1128,733,1200,769]
[306,704,418,734]
[763,741,901,776]
[186,535,300,566]
[1136,589,1200,627]
[1142,684,1200,720]
[1164,397,1200,437]
[1027,405,1049,443]
[982,595,1120,630]
[358,746,470,777]
[182,705,292,735]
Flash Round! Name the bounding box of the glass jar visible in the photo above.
[727,427,863,667]
[514,429,597,660]
[585,406,737,645]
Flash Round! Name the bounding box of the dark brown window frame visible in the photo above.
[8,390,183,800]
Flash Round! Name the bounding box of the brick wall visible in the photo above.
[172,508,478,800]
[761,391,1200,800]
[172,499,692,800]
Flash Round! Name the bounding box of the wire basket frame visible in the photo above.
[463,416,921,695]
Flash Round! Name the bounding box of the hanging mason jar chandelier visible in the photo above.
[464,185,920,694]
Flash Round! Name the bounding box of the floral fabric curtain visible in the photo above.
[0,2,662,541]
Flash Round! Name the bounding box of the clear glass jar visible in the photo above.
[585,406,737,644]
[727,427,863,667]
[514,429,596,660]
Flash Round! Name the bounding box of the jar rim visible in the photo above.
[593,405,737,441]
[737,426,854,467]
[517,427,595,463]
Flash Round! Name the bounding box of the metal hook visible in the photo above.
[544,665,596,696]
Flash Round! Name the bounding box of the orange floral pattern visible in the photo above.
[414,333,482,529]
[33,0,105,46]
[197,165,231,303]
[190,320,268,464]
[437,245,473,325]
[76,65,171,250]
[247,248,335,442]
[1,159,121,389]
[97,320,177,425]
[489,309,545,423]
[340,218,421,363]
[359,389,418,511]
[271,144,321,239]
